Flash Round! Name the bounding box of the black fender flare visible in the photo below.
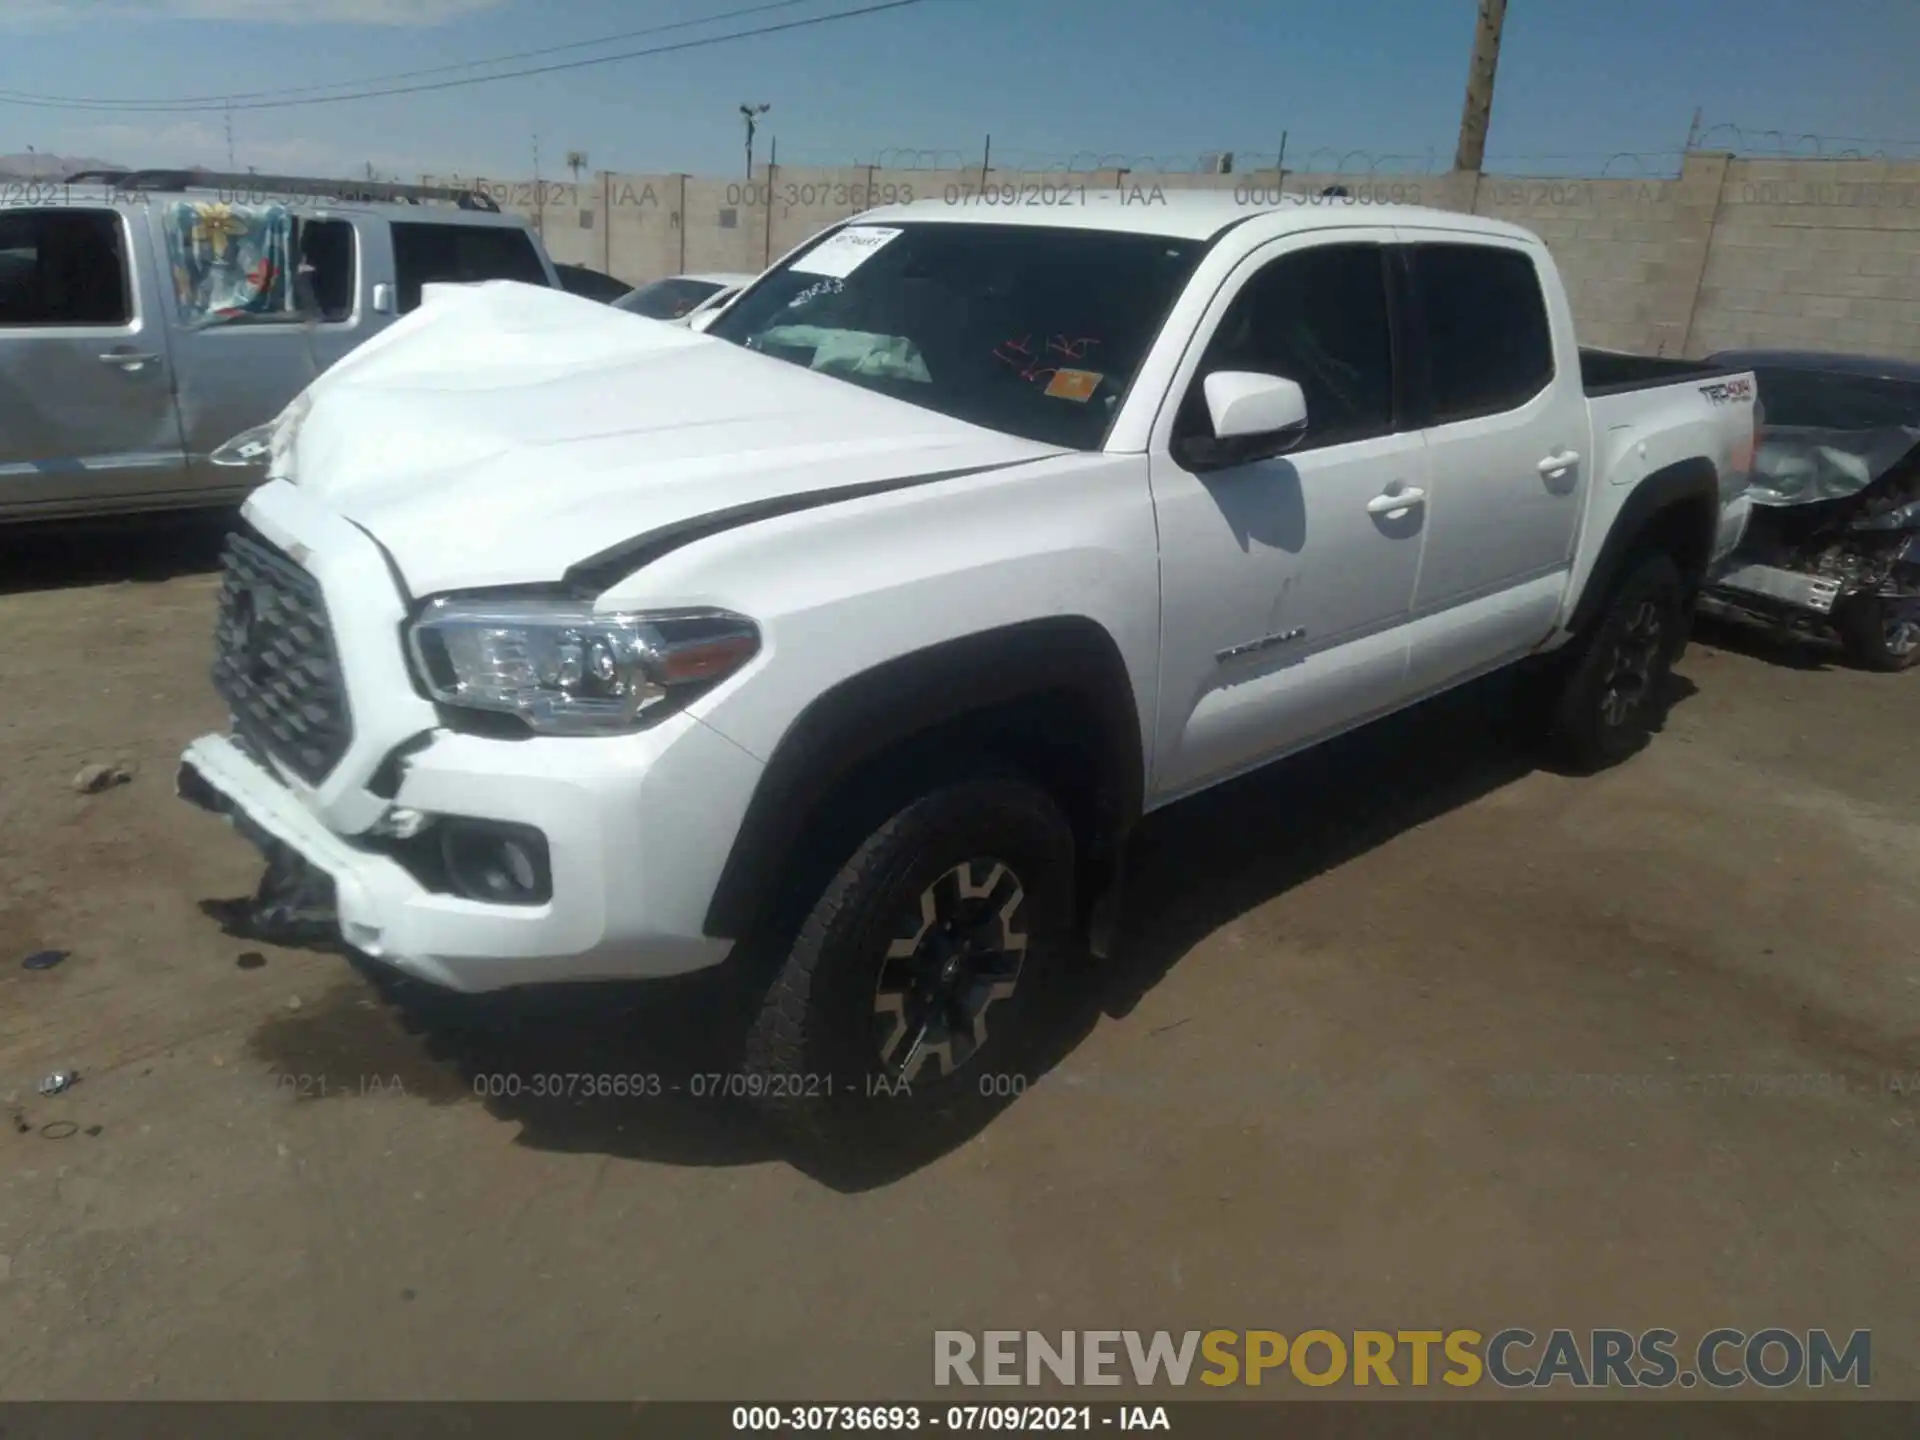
[702,616,1145,941]
[1567,458,1722,634]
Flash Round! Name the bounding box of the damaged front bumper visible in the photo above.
[1703,420,1920,633]
[178,755,341,946]
[1703,532,1920,631]
[177,716,749,994]
[1705,562,1845,618]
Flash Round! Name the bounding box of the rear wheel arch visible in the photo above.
[1570,458,1721,632]
[702,616,1146,944]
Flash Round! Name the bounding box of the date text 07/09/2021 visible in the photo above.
[467,1071,837,1101]
[462,1070,1031,1101]
[730,1405,1167,1432]
[270,1070,1025,1102]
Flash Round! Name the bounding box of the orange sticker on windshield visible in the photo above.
[1046,369,1102,402]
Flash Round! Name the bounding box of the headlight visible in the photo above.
[210,391,310,475]
[1851,498,1920,533]
[407,597,760,735]
[209,421,276,469]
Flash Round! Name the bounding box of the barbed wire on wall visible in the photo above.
[785,142,1694,180]
[778,140,1764,179]
[394,125,1920,200]
[788,126,1920,180]
[1692,123,1920,161]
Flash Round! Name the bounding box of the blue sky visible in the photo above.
[2,0,1916,182]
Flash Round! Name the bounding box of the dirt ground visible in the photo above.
[0,512,1916,1402]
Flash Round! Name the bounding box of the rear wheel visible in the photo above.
[1836,593,1920,673]
[1543,553,1686,772]
[741,777,1075,1155]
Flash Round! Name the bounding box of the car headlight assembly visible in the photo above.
[210,391,310,476]
[1850,498,1920,533]
[407,598,760,734]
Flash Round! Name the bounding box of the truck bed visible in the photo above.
[1580,348,1738,398]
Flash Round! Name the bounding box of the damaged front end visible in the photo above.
[178,754,342,949]
[1704,416,1920,670]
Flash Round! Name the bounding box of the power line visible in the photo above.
[0,0,933,114]
[0,0,825,109]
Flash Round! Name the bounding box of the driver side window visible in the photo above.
[1176,243,1396,453]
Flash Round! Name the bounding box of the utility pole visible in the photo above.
[764,134,778,268]
[1451,0,1507,173]
[1684,107,1704,152]
[225,103,236,169]
[740,103,770,180]
[531,132,544,239]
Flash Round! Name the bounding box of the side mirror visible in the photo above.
[1174,371,1310,472]
[687,308,721,334]
[371,282,396,315]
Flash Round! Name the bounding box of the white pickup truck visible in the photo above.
[177,194,1759,1150]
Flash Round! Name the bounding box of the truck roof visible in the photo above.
[20,168,531,228]
[855,190,1542,244]
[19,186,539,230]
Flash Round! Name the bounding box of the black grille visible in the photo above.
[211,531,353,784]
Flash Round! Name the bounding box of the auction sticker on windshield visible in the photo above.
[1045,369,1103,402]
[792,226,903,278]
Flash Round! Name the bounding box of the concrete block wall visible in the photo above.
[1466,159,1726,356]
[448,152,1920,362]
[1687,158,1920,359]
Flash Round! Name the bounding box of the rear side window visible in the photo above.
[1410,243,1554,423]
[297,218,356,323]
[390,222,548,312]
[0,208,131,327]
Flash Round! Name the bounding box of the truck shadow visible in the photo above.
[246,668,1698,1192]
[0,508,236,596]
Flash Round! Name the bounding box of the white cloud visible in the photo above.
[3,0,507,26]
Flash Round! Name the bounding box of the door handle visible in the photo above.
[1537,449,1581,474]
[1366,486,1426,516]
[99,350,161,371]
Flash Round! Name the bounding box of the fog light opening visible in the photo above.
[440,822,551,905]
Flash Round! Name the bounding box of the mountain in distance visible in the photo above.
[0,152,125,179]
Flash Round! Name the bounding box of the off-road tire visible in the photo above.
[1544,552,1686,773]
[1836,593,1920,673]
[741,777,1075,1156]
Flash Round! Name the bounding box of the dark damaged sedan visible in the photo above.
[1702,349,1920,671]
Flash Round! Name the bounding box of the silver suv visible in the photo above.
[0,168,561,522]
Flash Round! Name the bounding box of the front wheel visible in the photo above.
[1836,593,1920,673]
[741,777,1076,1155]
[1544,553,1686,773]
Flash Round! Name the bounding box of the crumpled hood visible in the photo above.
[1748,424,1920,507]
[271,281,1061,595]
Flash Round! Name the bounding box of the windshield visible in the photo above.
[615,276,725,320]
[704,222,1205,450]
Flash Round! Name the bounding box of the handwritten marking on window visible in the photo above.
[994,334,1100,388]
